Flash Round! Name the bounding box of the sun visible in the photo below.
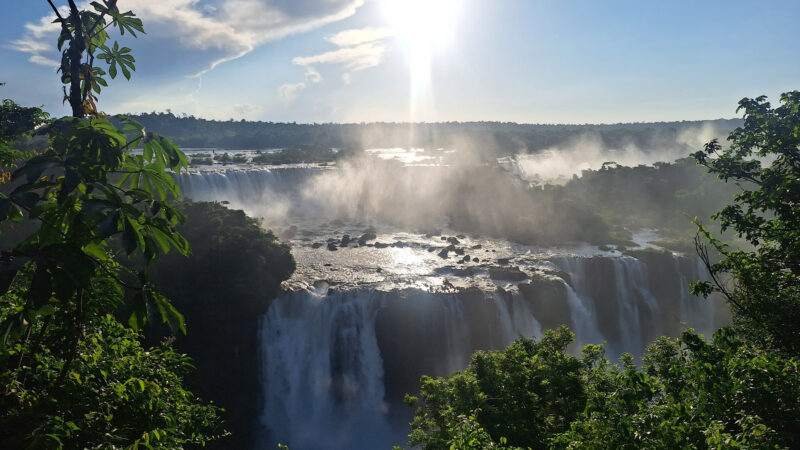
[381,0,463,113]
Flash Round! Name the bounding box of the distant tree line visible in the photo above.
[127,111,741,156]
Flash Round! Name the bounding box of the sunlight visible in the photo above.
[381,0,463,117]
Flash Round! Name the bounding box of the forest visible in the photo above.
[1,1,798,449]
[129,111,740,157]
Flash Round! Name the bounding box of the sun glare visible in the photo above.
[382,0,463,117]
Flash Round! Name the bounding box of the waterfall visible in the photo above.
[173,167,323,223]
[258,288,546,449]
[561,280,605,348]
[258,290,396,450]
[674,254,718,337]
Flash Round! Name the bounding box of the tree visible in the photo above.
[405,327,606,449]
[691,91,800,354]
[406,329,800,449]
[0,1,222,446]
[405,92,800,449]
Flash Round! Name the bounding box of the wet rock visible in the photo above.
[341,234,351,246]
[461,255,471,263]
[437,244,457,258]
[376,267,382,273]
[327,243,338,251]
[496,257,510,265]
[472,257,480,262]
[471,244,483,250]
[489,266,528,281]
[357,231,377,245]
[374,242,389,249]
[456,234,466,239]
[427,246,437,252]
[446,237,460,245]
[441,236,448,241]
[454,248,465,256]
[452,267,475,276]
[327,238,338,243]
[391,241,406,248]
[311,242,324,249]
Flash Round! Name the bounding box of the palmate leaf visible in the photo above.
[98,41,136,80]
[109,9,144,37]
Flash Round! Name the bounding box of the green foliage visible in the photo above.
[407,328,800,449]
[0,2,223,447]
[51,0,143,116]
[0,112,190,347]
[560,157,738,238]
[0,99,49,172]
[408,92,800,449]
[691,91,800,354]
[144,201,295,447]
[407,327,603,449]
[0,311,223,448]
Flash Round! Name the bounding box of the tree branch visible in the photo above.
[46,0,64,21]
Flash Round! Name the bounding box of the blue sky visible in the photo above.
[2,0,799,123]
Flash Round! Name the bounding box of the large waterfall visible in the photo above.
[254,257,721,449]
[173,166,726,449]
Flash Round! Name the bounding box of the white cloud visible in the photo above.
[11,0,365,76]
[305,66,322,83]
[278,82,306,101]
[232,103,263,116]
[293,42,386,72]
[8,13,63,67]
[324,27,391,47]
[283,27,391,94]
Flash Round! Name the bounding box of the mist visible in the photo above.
[509,122,724,184]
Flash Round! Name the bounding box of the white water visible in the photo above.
[257,288,551,449]
[174,166,724,449]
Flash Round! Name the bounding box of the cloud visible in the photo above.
[11,0,365,76]
[285,26,390,91]
[324,27,392,47]
[232,103,264,116]
[8,13,63,67]
[278,82,307,101]
[293,42,386,73]
[305,67,322,83]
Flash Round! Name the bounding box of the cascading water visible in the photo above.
[257,290,395,450]
[172,165,725,449]
[256,288,544,450]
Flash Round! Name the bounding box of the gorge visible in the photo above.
[174,159,727,449]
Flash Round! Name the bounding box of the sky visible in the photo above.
[1,0,799,124]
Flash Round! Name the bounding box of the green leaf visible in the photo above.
[122,217,139,254]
